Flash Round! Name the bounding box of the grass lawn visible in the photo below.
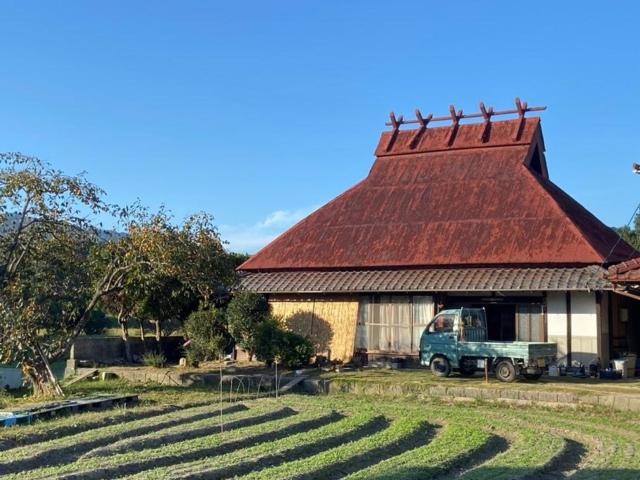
[1,379,640,479]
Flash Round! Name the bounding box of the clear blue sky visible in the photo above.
[1,1,639,252]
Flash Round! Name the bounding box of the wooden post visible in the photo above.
[566,292,572,366]
[484,359,489,384]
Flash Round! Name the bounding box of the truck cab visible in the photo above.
[420,307,557,382]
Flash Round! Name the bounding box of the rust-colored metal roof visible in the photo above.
[240,266,610,293]
[240,116,636,271]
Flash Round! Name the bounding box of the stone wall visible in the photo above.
[70,336,184,364]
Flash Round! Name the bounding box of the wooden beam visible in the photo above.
[566,292,572,365]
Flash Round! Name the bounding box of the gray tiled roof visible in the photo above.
[239,266,610,294]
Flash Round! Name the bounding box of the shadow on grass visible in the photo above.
[0,403,249,475]
[0,399,221,449]
[293,422,436,480]
[84,405,296,458]
[61,408,332,480]
[369,466,639,480]
[183,415,390,480]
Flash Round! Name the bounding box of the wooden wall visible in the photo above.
[269,295,359,362]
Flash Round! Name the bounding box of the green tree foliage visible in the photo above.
[254,316,314,369]
[0,154,236,396]
[0,153,150,396]
[183,308,230,364]
[226,291,270,361]
[614,213,640,252]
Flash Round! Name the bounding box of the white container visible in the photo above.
[613,359,627,377]
[548,365,560,377]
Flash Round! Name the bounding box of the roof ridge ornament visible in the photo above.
[479,102,494,143]
[447,104,463,146]
[409,109,432,148]
[385,112,403,151]
[385,98,546,147]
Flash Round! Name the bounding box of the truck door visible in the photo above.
[422,311,459,367]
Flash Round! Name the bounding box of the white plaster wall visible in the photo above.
[546,292,568,360]
[547,292,567,336]
[570,291,598,364]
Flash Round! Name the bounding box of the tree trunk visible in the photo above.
[120,319,132,363]
[139,318,145,341]
[22,344,64,398]
[154,320,162,343]
[118,306,132,363]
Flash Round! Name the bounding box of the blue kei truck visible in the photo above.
[420,307,557,382]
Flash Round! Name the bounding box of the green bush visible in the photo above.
[278,331,314,369]
[183,308,229,363]
[226,291,270,361]
[255,316,314,369]
[142,351,166,368]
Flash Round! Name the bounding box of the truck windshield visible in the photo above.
[428,313,455,333]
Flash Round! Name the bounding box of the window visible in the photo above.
[516,304,544,341]
[429,313,455,333]
[356,295,434,353]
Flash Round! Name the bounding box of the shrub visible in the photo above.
[183,308,230,363]
[142,351,166,368]
[226,292,270,361]
[278,331,314,369]
[254,317,283,366]
[255,316,314,369]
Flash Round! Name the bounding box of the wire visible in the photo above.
[603,199,640,265]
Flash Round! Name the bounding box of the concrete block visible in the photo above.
[613,396,630,411]
[627,397,640,412]
[428,386,448,397]
[463,387,481,399]
[537,391,559,403]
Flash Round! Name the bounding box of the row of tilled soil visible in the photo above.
[1,394,640,479]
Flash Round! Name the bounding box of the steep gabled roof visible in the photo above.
[240,117,636,271]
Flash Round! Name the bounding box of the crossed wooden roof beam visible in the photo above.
[385,97,546,151]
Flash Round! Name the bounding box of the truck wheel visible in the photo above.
[430,356,451,377]
[495,360,517,383]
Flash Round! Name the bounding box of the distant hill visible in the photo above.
[0,212,124,241]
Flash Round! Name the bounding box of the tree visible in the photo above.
[253,316,313,369]
[183,308,230,364]
[614,213,640,252]
[226,291,270,361]
[0,154,163,396]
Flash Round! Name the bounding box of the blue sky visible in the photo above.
[1,1,639,252]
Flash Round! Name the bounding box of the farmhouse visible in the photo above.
[239,100,640,368]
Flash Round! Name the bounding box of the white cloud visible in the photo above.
[221,206,317,254]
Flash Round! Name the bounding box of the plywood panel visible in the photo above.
[270,296,358,362]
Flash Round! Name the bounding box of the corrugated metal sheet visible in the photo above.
[240,266,610,293]
[240,117,636,271]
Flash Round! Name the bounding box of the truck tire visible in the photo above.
[495,360,517,383]
[430,356,451,377]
